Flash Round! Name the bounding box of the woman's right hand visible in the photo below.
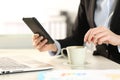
[32,34,58,53]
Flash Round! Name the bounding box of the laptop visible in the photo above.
[0,57,53,75]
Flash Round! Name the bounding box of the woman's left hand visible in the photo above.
[84,26,120,46]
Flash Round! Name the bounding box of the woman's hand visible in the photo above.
[84,26,120,46]
[32,34,58,52]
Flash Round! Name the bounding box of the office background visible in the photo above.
[0,0,80,49]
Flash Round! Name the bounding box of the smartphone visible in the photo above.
[23,17,54,44]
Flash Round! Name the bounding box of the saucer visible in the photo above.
[63,61,89,69]
[63,61,88,65]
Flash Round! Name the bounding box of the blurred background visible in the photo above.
[0,0,80,49]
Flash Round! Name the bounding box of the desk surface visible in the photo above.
[0,49,120,80]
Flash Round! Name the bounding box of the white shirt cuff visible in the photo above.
[49,40,61,56]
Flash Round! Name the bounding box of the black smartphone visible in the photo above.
[23,17,54,44]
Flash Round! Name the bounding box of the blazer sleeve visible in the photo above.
[57,0,90,48]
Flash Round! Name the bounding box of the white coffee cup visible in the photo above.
[61,46,86,67]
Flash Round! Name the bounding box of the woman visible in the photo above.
[32,0,120,63]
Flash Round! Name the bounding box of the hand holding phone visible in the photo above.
[32,33,58,52]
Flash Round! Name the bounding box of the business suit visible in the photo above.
[58,0,120,63]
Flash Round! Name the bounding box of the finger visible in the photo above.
[39,39,48,47]
[40,44,50,52]
[32,34,39,41]
[93,31,107,44]
[87,29,97,43]
[84,28,93,42]
[92,36,98,45]
[87,27,107,43]
[97,36,109,45]
[91,27,106,35]
[33,36,44,47]
[36,39,48,50]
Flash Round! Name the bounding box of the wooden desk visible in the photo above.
[0,49,119,80]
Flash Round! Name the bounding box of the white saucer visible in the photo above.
[63,61,88,65]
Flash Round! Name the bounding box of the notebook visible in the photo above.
[0,57,53,75]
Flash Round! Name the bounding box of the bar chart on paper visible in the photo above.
[38,70,120,80]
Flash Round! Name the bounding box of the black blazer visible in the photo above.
[58,0,120,63]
